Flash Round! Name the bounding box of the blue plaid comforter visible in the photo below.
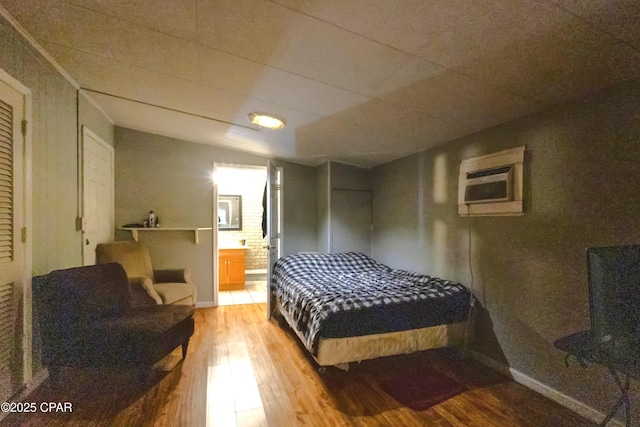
[271,252,469,354]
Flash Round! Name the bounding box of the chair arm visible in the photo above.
[129,276,162,305]
[153,268,197,304]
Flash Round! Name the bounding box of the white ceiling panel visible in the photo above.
[90,92,297,158]
[199,46,370,116]
[263,13,411,95]
[295,101,473,161]
[0,0,59,20]
[456,18,640,106]
[379,69,535,131]
[196,0,299,64]
[16,2,117,58]
[411,0,575,68]
[18,2,201,82]
[546,0,640,49]
[66,0,199,41]
[2,0,639,167]
[44,42,322,132]
[273,0,431,54]
[197,0,410,94]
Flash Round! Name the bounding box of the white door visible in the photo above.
[266,160,281,319]
[331,190,372,255]
[0,74,29,402]
[82,126,114,265]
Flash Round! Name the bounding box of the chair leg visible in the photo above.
[181,340,189,358]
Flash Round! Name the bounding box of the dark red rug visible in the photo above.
[378,368,467,411]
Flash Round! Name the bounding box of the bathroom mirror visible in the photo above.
[218,195,242,230]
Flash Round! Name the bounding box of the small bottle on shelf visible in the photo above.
[148,210,155,228]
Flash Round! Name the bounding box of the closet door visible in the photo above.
[331,190,372,256]
[0,75,28,402]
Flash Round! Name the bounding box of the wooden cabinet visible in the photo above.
[219,248,246,291]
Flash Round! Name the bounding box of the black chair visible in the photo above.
[33,263,195,383]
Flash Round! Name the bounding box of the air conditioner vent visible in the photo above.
[466,166,512,179]
[464,165,513,204]
[457,146,525,217]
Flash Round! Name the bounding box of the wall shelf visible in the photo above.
[117,227,212,244]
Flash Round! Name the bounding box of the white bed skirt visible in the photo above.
[276,301,468,366]
[316,321,467,366]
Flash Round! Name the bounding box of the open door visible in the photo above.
[266,160,280,319]
[212,163,219,307]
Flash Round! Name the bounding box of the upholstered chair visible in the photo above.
[96,241,197,306]
[33,263,195,384]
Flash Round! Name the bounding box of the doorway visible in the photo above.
[215,165,268,306]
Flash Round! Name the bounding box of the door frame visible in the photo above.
[211,163,280,308]
[80,125,114,265]
[212,163,219,307]
[266,161,283,318]
[0,67,33,390]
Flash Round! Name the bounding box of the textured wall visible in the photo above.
[372,80,640,421]
[79,94,114,148]
[0,18,80,274]
[316,162,330,253]
[0,14,114,380]
[0,15,112,274]
[114,127,317,303]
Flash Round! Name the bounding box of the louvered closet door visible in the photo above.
[0,78,25,402]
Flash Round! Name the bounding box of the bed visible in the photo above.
[271,252,472,367]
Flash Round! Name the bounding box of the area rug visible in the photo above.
[378,368,467,411]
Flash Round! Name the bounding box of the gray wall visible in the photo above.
[79,94,114,147]
[0,14,114,376]
[331,161,372,191]
[0,17,79,274]
[330,162,372,254]
[272,159,318,257]
[316,161,373,253]
[0,15,113,275]
[372,79,640,418]
[316,162,330,253]
[114,127,317,303]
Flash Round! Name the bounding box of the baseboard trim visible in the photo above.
[0,368,49,422]
[195,301,214,308]
[470,350,623,427]
[245,280,266,285]
[245,269,267,275]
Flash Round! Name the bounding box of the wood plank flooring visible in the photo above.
[1,304,593,426]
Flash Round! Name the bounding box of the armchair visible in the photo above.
[96,241,197,305]
[33,263,194,383]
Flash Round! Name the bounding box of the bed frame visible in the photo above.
[277,301,471,368]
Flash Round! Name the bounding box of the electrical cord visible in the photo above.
[463,203,476,354]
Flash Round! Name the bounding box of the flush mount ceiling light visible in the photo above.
[247,112,286,130]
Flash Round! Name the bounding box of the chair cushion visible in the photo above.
[81,305,195,366]
[96,241,156,283]
[154,282,194,305]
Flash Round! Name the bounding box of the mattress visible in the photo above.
[272,252,471,357]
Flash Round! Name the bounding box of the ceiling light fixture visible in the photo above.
[247,112,286,130]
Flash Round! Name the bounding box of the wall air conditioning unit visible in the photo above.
[464,165,513,204]
[458,146,525,217]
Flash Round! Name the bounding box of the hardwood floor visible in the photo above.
[1,305,593,426]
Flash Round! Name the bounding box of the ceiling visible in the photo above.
[2,0,639,168]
